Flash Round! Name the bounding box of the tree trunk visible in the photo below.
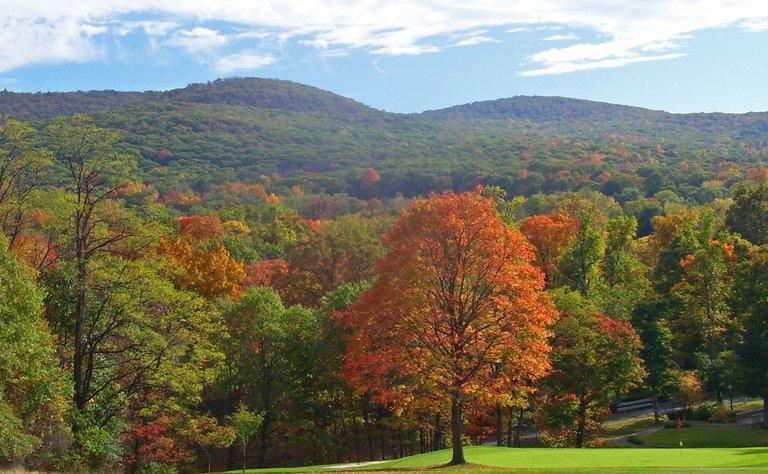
[575,397,587,448]
[448,397,465,465]
[515,408,524,448]
[259,410,270,467]
[495,404,503,446]
[73,254,87,413]
[433,412,443,451]
[506,407,513,447]
[241,439,247,474]
[762,395,768,429]
[653,397,660,425]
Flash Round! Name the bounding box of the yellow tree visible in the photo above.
[161,239,245,299]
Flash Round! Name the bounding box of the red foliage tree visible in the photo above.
[337,191,555,465]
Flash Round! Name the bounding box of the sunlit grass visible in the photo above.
[232,445,768,473]
[637,425,768,448]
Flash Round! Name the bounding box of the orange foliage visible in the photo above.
[337,191,555,453]
[11,233,57,268]
[519,212,579,285]
[360,167,381,198]
[747,167,768,185]
[177,215,225,243]
[219,182,268,200]
[161,239,245,299]
[243,258,288,288]
[160,190,201,207]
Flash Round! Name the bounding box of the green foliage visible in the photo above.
[2,78,766,208]
[725,184,768,245]
[0,401,40,461]
[229,404,263,446]
[0,234,67,463]
[6,77,768,470]
[734,247,768,398]
[632,300,679,417]
[557,199,606,297]
[541,290,646,447]
[228,404,264,473]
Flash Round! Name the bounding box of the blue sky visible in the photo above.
[2,1,768,114]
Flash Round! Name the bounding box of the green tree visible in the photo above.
[632,299,679,423]
[540,290,645,447]
[598,215,649,320]
[188,416,236,473]
[0,118,52,249]
[734,247,768,425]
[222,287,316,466]
[725,184,768,245]
[45,115,138,425]
[0,234,67,464]
[228,404,263,474]
[558,198,606,297]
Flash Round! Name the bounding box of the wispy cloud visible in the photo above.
[1,1,768,75]
[214,50,276,73]
[543,33,579,41]
[164,27,228,56]
[521,53,687,76]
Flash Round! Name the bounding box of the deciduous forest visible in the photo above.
[3,77,768,472]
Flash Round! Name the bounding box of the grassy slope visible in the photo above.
[639,425,768,448]
[233,446,768,472]
[377,446,768,469]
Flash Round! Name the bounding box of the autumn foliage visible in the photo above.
[161,239,245,299]
[177,215,226,243]
[520,212,579,285]
[337,191,556,464]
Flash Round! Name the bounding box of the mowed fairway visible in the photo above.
[237,446,768,473]
[373,446,768,470]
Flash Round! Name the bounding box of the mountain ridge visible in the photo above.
[2,76,766,123]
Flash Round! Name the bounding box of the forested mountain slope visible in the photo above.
[1,77,767,203]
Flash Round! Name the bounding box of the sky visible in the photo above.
[1,1,768,114]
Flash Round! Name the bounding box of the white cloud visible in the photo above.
[214,50,276,72]
[741,18,768,31]
[544,33,579,41]
[521,53,687,76]
[452,36,497,47]
[1,1,768,75]
[164,27,227,56]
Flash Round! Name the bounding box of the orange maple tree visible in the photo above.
[337,191,556,465]
[519,212,579,285]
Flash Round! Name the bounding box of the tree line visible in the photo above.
[2,114,768,472]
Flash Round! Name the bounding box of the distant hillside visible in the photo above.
[425,95,768,139]
[424,95,666,122]
[1,77,768,210]
[0,77,375,121]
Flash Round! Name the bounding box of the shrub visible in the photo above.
[693,402,719,421]
[708,404,735,423]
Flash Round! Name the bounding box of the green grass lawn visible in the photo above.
[233,445,768,473]
[638,425,768,448]
[601,414,656,439]
[379,446,768,469]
